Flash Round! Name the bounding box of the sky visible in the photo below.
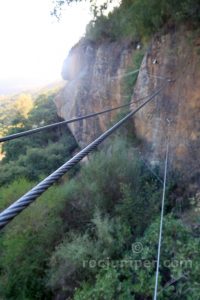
[0,0,92,92]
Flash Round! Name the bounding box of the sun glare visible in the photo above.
[0,0,92,88]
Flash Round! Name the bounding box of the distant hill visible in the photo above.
[0,80,65,139]
[0,78,65,96]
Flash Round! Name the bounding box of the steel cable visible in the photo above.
[0,82,168,230]
[0,93,152,143]
[0,79,172,143]
[153,139,169,300]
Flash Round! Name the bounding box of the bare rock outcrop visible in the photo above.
[55,29,200,184]
[55,39,136,147]
[132,28,200,183]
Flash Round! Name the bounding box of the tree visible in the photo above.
[14,93,33,118]
[0,91,78,183]
[52,0,113,19]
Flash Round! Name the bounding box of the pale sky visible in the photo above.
[0,0,92,88]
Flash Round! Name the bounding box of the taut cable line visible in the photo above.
[0,89,158,143]
[0,82,168,230]
[153,129,170,300]
[0,77,172,143]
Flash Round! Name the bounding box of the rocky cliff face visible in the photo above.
[132,28,200,183]
[55,38,136,147]
[55,28,200,183]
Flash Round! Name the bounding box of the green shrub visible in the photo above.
[86,0,200,42]
[74,267,135,300]
[74,215,200,300]
[47,137,162,297]
[122,50,145,103]
[0,178,33,210]
[0,92,77,185]
[126,215,200,299]
[47,212,131,295]
[47,232,95,295]
[0,135,194,299]
[116,180,160,238]
[0,180,70,299]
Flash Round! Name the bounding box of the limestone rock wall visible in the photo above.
[55,29,200,184]
[55,39,136,147]
[132,28,200,183]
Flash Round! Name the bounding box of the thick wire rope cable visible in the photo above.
[153,139,169,300]
[0,91,153,143]
[0,69,140,143]
[0,82,168,230]
[0,96,149,142]
[0,78,172,143]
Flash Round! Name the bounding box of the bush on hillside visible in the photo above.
[0,180,70,299]
[74,215,200,300]
[0,92,77,185]
[86,0,200,42]
[46,137,162,296]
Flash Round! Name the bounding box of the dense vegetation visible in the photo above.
[0,90,78,298]
[0,133,199,299]
[0,0,200,299]
[85,0,200,41]
[0,91,199,300]
[0,93,33,137]
[0,92,77,185]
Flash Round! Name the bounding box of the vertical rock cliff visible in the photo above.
[55,28,200,183]
[132,28,200,183]
[55,38,136,147]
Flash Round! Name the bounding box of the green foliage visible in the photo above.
[2,92,69,162]
[52,0,111,20]
[92,211,130,255]
[0,133,198,299]
[86,6,127,41]
[14,93,33,117]
[48,232,94,292]
[74,215,200,300]
[0,180,70,299]
[0,88,197,300]
[74,267,135,300]
[46,137,162,296]
[116,181,160,238]
[86,0,200,42]
[0,92,77,185]
[0,89,78,298]
[48,212,131,295]
[72,137,161,214]
[0,93,32,138]
[86,8,125,41]
[127,215,200,299]
[122,50,145,103]
[0,179,34,211]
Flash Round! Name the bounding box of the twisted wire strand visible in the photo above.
[0,82,168,230]
[0,93,150,143]
[0,78,172,143]
[153,139,169,300]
